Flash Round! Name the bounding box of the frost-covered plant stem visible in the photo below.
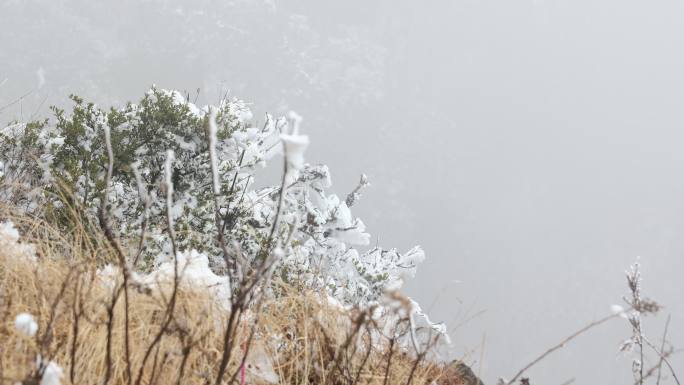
[208,107,221,198]
[408,312,421,355]
[215,131,298,385]
[133,150,181,385]
[131,162,151,267]
[164,150,178,280]
[208,106,239,281]
[263,140,289,261]
[98,123,134,385]
[346,173,369,208]
[626,260,645,385]
[98,123,127,264]
[637,320,644,385]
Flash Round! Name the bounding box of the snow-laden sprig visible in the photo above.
[617,258,671,385]
[280,111,309,183]
[345,173,369,208]
[626,259,642,310]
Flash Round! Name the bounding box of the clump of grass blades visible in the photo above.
[0,207,455,385]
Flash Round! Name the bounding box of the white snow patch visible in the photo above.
[142,250,232,307]
[0,221,36,260]
[245,343,279,383]
[15,313,38,337]
[281,133,309,171]
[36,356,63,385]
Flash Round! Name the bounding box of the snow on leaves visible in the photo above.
[0,87,446,337]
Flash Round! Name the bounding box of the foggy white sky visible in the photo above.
[2,0,684,383]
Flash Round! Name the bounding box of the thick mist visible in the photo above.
[2,1,683,383]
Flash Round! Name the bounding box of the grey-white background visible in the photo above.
[2,1,683,383]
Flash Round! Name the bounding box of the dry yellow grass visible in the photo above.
[0,210,454,385]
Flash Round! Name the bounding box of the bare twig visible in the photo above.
[644,336,681,385]
[98,123,135,385]
[0,89,34,113]
[506,312,621,385]
[656,315,671,385]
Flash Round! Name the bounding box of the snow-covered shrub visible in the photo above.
[0,88,433,312]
